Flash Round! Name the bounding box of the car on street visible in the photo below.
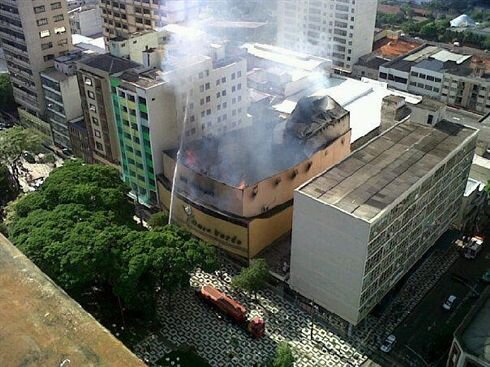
[442,295,457,311]
[380,334,396,353]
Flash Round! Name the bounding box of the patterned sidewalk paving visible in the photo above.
[134,242,459,367]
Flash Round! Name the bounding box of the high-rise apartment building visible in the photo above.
[99,0,200,42]
[77,54,139,166]
[277,0,378,72]
[290,99,478,325]
[0,0,72,118]
[111,45,249,206]
[41,50,85,150]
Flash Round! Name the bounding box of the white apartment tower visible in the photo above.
[277,0,378,72]
[99,0,200,42]
[0,0,72,118]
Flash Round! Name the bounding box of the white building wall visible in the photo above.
[408,66,443,98]
[70,7,103,37]
[277,0,378,72]
[290,191,371,325]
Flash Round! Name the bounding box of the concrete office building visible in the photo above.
[0,0,72,120]
[77,54,139,165]
[379,45,490,114]
[99,0,200,42]
[290,99,478,325]
[69,5,103,37]
[276,0,378,72]
[40,50,85,150]
[447,288,490,367]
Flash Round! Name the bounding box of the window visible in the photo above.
[41,42,52,50]
[43,54,54,61]
[58,38,68,46]
[89,104,96,112]
[205,96,210,103]
[221,77,226,83]
[51,2,62,10]
[37,18,48,26]
[40,30,50,38]
[205,82,210,90]
[95,142,103,150]
[53,14,64,22]
[138,96,146,104]
[92,117,99,125]
[237,83,241,90]
[222,90,226,96]
[54,26,66,34]
[87,91,95,99]
[33,5,46,14]
[94,129,101,138]
[84,78,92,86]
[231,72,236,80]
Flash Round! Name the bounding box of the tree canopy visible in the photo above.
[8,161,217,316]
[0,74,15,112]
[232,258,269,299]
[270,342,295,367]
[0,126,43,190]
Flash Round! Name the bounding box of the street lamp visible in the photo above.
[310,301,318,340]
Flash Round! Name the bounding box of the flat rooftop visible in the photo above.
[272,76,421,143]
[242,43,330,72]
[299,120,476,222]
[457,288,490,363]
[79,53,140,74]
[0,234,145,367]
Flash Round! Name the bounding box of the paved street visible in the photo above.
[393,231,490,366]
[132,229,469,367]
[135,267,368,367]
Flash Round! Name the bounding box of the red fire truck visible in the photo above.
[195,285,266,338]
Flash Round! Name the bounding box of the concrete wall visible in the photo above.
[290,192,370,325]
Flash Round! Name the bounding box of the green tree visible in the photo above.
[0,127,43,191]
[11,159,135,224]
[0,74,15,112]
[0,164,18,207]
[419,22,439,40]
[148,211,169,229]
[270,342,295,367]
[232,258,269,300]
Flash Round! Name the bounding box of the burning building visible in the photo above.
[158,94,352,259]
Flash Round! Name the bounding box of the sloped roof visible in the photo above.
[450,14,477,28]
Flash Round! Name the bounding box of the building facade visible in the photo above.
[111,47,249,206]
[290,103,478,325]
[0,0,72,118]
[77,54,139,166]
[99,0,200,42]
[447,288,490,367]
[379,45,490,115]
[276,0,378,72]
[41,50,85,150]
[69,5,103,37]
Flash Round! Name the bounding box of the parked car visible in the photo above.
[482,270,490,283]
[380,334,396,353]
[442,295,457,311]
